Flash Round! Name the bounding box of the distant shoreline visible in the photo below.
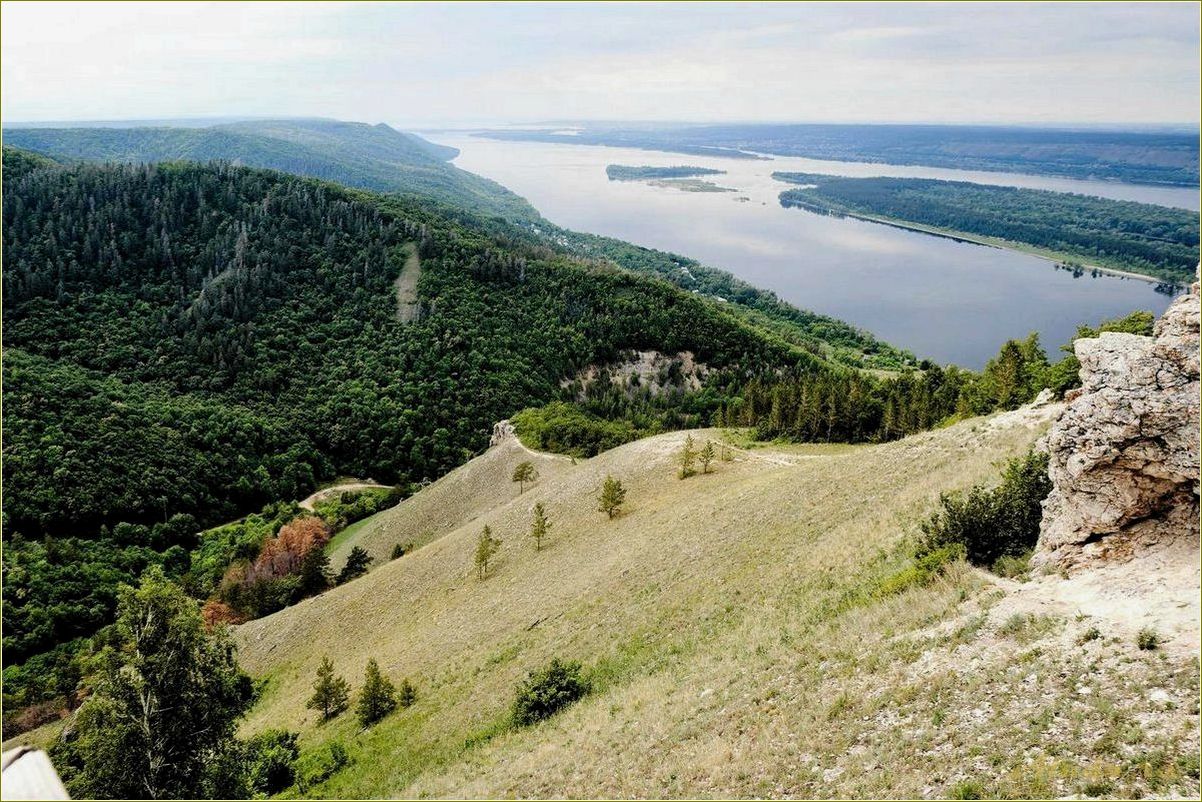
[782,203,1178,288]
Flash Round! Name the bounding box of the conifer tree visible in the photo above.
[306,656,350,722]
[530,502,551,551]
[597,475,627,519]
[678,433,698,479]
[511,461,538,494]
[398,678,417,708]
[699,440,716,474]
[474,525,502,579]
[355,659,397,727]
[337,546,373,585]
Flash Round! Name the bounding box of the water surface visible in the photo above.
[430,134,1182,368]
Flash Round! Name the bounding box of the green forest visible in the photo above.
[774,173,1200,284]
[0,148,834,732]
[3,121,911,370]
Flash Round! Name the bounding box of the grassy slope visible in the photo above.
[325,436,574,574]
[231,408,1199,798]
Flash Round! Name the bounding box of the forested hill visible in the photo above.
[2,119,538,221]
[2,152,817,538]
[5,120,909,368]
[2,151,840,666]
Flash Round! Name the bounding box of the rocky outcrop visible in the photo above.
[1034,276,1200,571]
[490,419,516,447]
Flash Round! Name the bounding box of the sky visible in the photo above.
[1,1,1198,127]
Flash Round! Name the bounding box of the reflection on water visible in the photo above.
[429,134,1180,368]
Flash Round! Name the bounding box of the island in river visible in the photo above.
[606,164,726,181]
[774,173,1200,286]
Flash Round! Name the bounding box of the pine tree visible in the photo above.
[398,678,417,708]
[699,440,716,474]
[474,525,501,579]
[337,546,373,585]
[297,546,331,598]
[306,656,350,722]
[597,475,626,519]
[355,659,397,727]
[530,502,551,551]
[511,461,538,494]
[678,433,697,479]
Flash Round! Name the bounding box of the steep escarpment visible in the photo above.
[1035,276,1200,571]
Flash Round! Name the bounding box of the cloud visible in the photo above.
[1,1,1196,125]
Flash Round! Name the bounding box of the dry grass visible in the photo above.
[325,436,573,573]
[234,406,1200,799]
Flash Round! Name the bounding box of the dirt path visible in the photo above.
[299,481,392,511]
[394,242,421,323]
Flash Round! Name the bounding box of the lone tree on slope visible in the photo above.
[597,475,627,519]
[512,461,538,494]
[530,502,552,551]
[474,525,502,579]
[700,440,716,474]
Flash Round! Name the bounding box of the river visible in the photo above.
[427,133,1187,368]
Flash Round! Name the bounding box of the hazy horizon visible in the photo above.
[2,2,1198,127]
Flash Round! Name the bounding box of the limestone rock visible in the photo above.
[490,419,516,447]
[1034,275,1200,571]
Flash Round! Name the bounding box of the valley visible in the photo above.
[435,134,1177,367]
[2,5,1199,800]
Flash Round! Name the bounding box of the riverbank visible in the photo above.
[782,202,1182,288]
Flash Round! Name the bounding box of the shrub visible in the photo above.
[1137,627,1161,651]
[1077,626,1102,645]
[919,450,1051,567]
[512,402,645,458]
[511,658,591,727]
[949,779,987,799]
[294,741,349,794]
[876,543,964,597]
[244,729,300,796]
[991,550,1032,579]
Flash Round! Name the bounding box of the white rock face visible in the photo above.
[1034,275,1200,570]
[490,419,516,447]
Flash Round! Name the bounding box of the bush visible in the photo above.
[294,741,349,794]
[244,729,300,796]
[511,658,590,727]
[919,451,1051,567]
[876,543,964,597]
[991,550,1032,579]
[1137,627,1161,651]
